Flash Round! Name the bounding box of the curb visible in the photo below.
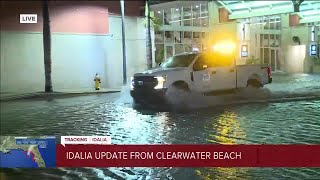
[0,90,121,102]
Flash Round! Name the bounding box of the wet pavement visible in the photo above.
[1,74,320,179]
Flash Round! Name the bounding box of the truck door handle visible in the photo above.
[230,69,235,72]
[212,71,216,74]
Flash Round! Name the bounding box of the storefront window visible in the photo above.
[201,32,209,40]
[155,10,163,25]
[192,44,201,51]
[183,31,192,44]
[275,35,280,47]
[192,4,201,26]
[166,46,174,59]
[200,3,208,27]
[263,34,269,47]
[183,6,192,26]
[270,19,275,29]
[270,34,275,46]
[202,44,207,50]
[193,32,200,39]
[201,18,208,27]
[184,44,192,52]
[164,9,172,25]
[275,18,280,29]
[201,3,208,14]
[155,44,165,64]
[172,7,182,26]
[193,32,201,44]
[165,31,174,43]
[264,19,269,29]
[260,48,264,62]
[175,44,185,54]
[155,31,164,43]
[263,48,269,64]
[174,31,183,43]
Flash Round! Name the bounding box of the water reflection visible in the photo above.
[100,103,173,144]
[196,111,249,180]
[208,112,247,144]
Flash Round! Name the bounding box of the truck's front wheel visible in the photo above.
[165,82,190,106]
[173,81,190,92]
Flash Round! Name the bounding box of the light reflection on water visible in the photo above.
[197,112,249,180]
[207,112,247,145]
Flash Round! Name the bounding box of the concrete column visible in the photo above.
[208,1,218,46]
[289,13,300,27]
[280,14,290,72]
[208,1,219,27]
[219,8,229,23]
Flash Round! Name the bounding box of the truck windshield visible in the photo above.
[160,54,197,68]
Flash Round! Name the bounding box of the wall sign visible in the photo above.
[241,45,248,57]
[310,44,317,56]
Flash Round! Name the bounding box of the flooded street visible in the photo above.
[1,74,320,179]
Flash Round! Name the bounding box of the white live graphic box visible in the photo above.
[20,14,38,23]
[61,136,112,147]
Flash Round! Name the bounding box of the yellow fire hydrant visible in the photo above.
[94,73,101,90]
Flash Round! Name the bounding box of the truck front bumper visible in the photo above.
[130,88,168,104]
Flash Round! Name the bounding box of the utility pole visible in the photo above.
[120,0,127,85]
[42,0,53,92]
[145,0,153,69]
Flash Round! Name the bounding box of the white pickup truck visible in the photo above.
[130,50,272,104]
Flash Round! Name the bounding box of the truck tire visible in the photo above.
[247,79,262,88]
[173,81,190,92]
[132,97,143,104]
[165,81,190,107]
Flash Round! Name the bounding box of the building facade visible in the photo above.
[151,1,210,64]
[0,1,147,93]
[1,1,320,93]
[151,1,320,73]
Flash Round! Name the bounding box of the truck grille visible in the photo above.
[132,76,157,89]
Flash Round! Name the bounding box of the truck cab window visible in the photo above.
[160,54,197,68]
[193,55,208,71]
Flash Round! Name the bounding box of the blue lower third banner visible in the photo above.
[0,136,56,168]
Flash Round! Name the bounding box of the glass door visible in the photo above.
[270,48,280,71]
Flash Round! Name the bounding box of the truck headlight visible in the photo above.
[154,75,166,89]
[130,76,134,90]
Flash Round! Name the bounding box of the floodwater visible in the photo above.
[1,74,320,179]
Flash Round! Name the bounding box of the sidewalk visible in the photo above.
[0,88,121,101]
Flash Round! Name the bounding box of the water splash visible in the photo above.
[115,84,133,104]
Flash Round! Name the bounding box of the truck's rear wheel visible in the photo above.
[247,79,262,88]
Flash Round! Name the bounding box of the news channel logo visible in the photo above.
[20,14,37,24]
